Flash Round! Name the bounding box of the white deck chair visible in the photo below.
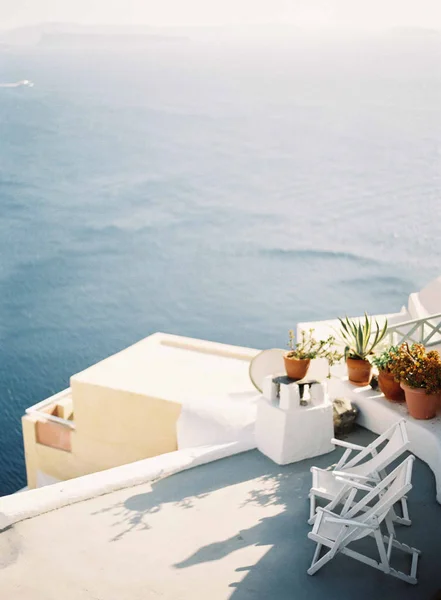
[308,455,420,584]
[309,419,411,525]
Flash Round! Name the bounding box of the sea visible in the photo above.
[0,31,440,495]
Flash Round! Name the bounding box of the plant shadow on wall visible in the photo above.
[90,429,441,599]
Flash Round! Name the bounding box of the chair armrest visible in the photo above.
[331,439,365,451]
[317,507,373,529]
[316,507,337,517]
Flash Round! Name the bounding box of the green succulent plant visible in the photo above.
[339,313,388,361]
[372,346,399,372]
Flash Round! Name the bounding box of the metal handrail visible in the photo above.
[26,388,76,430]
[385,313,441,348]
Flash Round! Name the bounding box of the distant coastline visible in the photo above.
[38,33,188,50]
[0,23,189,49]
[0,22,439,49]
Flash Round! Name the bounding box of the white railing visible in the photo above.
[25,388,76,430]
[385,313,441,348]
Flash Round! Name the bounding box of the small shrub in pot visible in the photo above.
[284,329,342,380]
[372,346,405,402]
[389,343,441,419]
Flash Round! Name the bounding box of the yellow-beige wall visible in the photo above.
[22,383,182,489]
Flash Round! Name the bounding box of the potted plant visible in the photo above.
[284,329,342,380]
[372,346,405,402]
[321,341,344,379]
[389,343,441,420]
[339,313,388,386]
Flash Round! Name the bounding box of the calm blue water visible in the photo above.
[1,35,440,495]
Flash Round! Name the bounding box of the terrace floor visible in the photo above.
[1,427,441,600]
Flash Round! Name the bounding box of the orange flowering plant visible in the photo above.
[389,343,441,395]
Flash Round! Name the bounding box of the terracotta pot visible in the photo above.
[378,370,405,403]
[401,383,439,420]
[283,355,310,380]
[346,358,372,386]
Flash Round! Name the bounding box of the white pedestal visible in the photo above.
[256,382,334,465]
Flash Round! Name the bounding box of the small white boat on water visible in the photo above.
[0,79,34,88]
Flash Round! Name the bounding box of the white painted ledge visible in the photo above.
[328,378,441,504]
[0,440,255,529]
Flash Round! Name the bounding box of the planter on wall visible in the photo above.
[36,420,72,452]
[378,370,405,402]
[346,357,372,386]
[283,355,310,380]
[401,383,439,420]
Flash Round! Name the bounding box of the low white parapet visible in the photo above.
[328,378,441,504]
[0,440,254,529]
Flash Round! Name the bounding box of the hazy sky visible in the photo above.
[1,0,441,30]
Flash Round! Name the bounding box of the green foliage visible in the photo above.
[339,313,388,361]
[286,329,343,367]
[372,346,399,372]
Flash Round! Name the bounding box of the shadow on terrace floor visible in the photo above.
[99,427,441,599]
